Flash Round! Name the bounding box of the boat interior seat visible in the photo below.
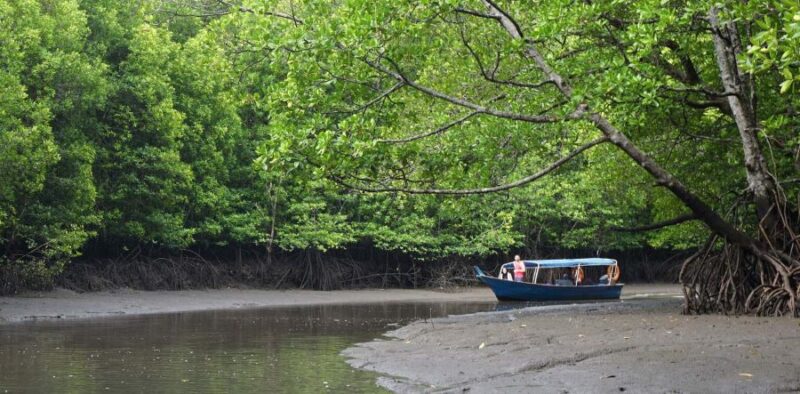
[554,279,574,286]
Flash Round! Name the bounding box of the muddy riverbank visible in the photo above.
[0,284,680,324]
[0,287,497,323]
[344,290,800,393]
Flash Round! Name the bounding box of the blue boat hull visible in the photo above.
[474,267,623,301]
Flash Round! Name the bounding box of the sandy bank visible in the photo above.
[343,289,800,393]
[0,287,498,323]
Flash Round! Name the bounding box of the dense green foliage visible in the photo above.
[1,0,797,289]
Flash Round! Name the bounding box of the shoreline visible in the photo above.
[0,284,679,324]
[343,291,800,393]
[0,286,500,324]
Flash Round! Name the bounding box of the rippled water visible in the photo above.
[0,302,498,393]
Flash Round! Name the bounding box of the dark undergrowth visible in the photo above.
[1,248,682,295]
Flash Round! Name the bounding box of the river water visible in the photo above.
[0,302,498,393]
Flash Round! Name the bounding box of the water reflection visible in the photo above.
[493,299,622,312]
[0,302,496,393]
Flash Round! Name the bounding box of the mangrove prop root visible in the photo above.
[681,241,799,316]
[680,195,800,317]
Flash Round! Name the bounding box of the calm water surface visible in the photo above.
[0,301,498,393]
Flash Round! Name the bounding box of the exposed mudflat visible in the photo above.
[6,284,797,393]
[0,287,494,323]
[343,286,800,393]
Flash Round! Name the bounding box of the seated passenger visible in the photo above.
[554,271,573,286]
[555,278,573,286]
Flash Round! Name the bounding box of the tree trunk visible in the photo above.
[708,7,778,231]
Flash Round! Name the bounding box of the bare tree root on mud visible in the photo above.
[273,249,371,291]
[427,259,479,289]
[58,249,403,292]
[681,191,800,317]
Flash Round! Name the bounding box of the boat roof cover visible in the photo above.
[502,258,617,269]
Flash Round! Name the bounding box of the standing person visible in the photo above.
[513,255,526,282]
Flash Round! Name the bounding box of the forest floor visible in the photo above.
[344,287,800,393]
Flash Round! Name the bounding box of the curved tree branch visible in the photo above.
[377,94,506,144]
[460,28,555,90]
[216,0,304,24]
[610,213,698,232]
[377,111,482,144]
[324,81,405,115]
[332,136,609,195]
[364,58,582,123]
[455,7,500,20]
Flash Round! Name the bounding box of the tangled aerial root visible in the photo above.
[680,190,800,317]
[680,237,799,317]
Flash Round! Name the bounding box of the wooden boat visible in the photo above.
[474,258,623,301]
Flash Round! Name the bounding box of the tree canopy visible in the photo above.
[1,0,798,313]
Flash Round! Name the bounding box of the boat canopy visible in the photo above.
[502,258,617,270]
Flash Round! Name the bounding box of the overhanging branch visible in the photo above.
[332,136,609,195]
[365,58,582,123]
[455,7,500,20]
[377,94,506,144]
[480,0,757,248]
[610,213,699,232]
[460,28,554,90]
[377,111,482,144]
[216,0,304,24]
[325,82,405,115]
